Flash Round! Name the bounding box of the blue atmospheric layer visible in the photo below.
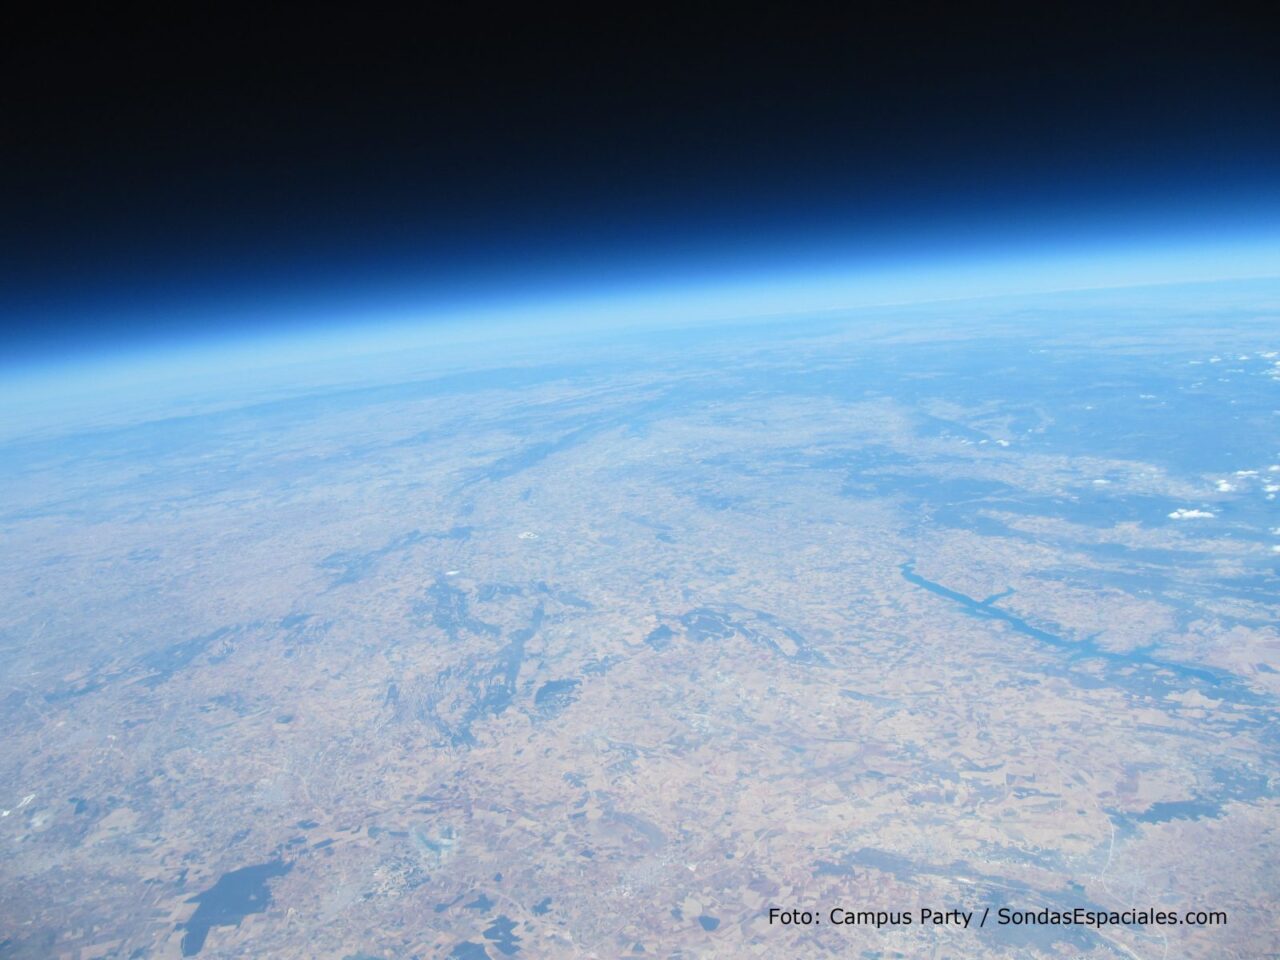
[3,180,1280,373]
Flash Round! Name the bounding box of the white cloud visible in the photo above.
[1168,508,1215,520]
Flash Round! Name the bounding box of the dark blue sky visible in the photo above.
[4,7,1278,363]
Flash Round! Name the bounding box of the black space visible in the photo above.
[4,6,1278,353]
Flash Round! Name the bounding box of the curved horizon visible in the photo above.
[7,214,1280,382]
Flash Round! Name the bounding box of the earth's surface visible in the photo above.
[1,280,1278,958]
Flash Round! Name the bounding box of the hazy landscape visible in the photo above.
[2,283,1278,958]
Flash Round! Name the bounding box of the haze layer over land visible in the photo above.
[2,281,1278,958]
